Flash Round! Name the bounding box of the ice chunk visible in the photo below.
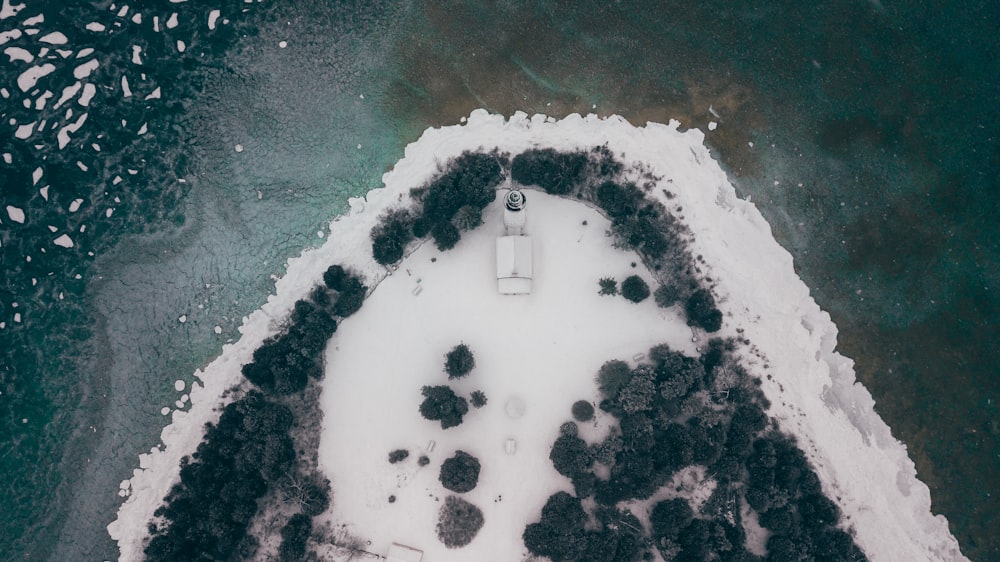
[39,31,67,44]
[54,81,81,108]
[2,153,11,164]
[1,0,26,20]
[14,121,35,139]
[121,75,131,97]
[56,112,87,149]
[22,13,41,25]
[143,86,160,100]
[176,40,185,53]
[166,13,178,29]
[174,380,185,391]
[130,45,142,65]
[6,205,26,223]
[39,185,48,200]
[79,83,96,106]
[208,9,220,30]
[85,22,106,32]
[31,167,42,184]
[17,63,56,91]
[708,121,718,131]
[73,59,99,80]
[4,46,32,62]
[137,122,147,135]
[53,234,74,248]
[69,198,83,212]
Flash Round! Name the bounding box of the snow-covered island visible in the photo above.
[109,111,967,562]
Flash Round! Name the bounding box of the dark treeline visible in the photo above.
[145,264,364,561]
[369,147,724,333]
[370,151,508,264]
[526,341,867,562]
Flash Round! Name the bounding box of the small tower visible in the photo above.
[496,190,533,294]
[503,190,527,235]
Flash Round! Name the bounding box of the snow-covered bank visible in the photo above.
[316,192,697,560]
[109,110,966,562]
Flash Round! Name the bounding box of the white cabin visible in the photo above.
[496,235,532,294]
[387,543,423,562]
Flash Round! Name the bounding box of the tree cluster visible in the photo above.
[242,265,366,395]
[368,151,506,263]
[510,148,589,195]
[444,343,476,378]
[145,392,309,561]
[436,496,485,548]
[439,450,481,493]
[419,385,469,429]
[523,492,643,562]
[525,342,867,562]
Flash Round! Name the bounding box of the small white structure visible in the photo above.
[497,190,533,294]
[387,543,423,562]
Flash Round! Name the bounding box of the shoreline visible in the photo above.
[110,110,967,561]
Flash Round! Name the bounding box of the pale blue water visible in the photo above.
[1,1,996,560]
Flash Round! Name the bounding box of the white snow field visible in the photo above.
[316,191,696,561]
[109,110,966,562]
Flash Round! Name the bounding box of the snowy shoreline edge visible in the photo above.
[108,110,966,562]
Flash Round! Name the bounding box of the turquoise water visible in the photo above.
[1,1,996,560]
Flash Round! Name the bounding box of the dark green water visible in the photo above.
[1,0,996,560]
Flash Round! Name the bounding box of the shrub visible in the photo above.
[388,449,409,464]
[278,513,312,561]
[650,498,694,541]
[432,221,461,251]
[596,360,632,401]
[439,450,481,493]
[420,151,505,224]
[550,434,592,480]
[511,148,588,195]
[621,275,650,303]
[470,390,488,408]
[571,400,595,422]
[418,455,431,467]
[685,288,723,332]
[453,205,483,231]
[436,496,485,548]
[322,265,349,291]
[370,208,415,265]
[654,284,681,308]
[333,275,367,318]
[419,386,469,429]
[523,492,589,561]
[445,343,476,378]
[595,181,643,218]
[598,277,618,296]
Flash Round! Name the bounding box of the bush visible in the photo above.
[650,498,694,541]
[333,275,367,318]
[621,275,650,303]
[445,343,476,378]
[571,400,595,422]
[470,390,488,408]
[654,284,681,308]
[598,277,618,296]
[685,288,723,332]
[439,450,481,493]
[370,208,415,265]
[322,265,349,291]
[550,434,592,480]
[523,492,589,561]
[432,221,461,251]
[388,449,409,464]
[278,513,312,561]
[511,148,588,194]
[453,205,483,231]
[419,386,469,429]
[420,151,505,224]
[418,455,431,467]
[595,181,643,218]
[436,496,485,548]
[596,360,632,401]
